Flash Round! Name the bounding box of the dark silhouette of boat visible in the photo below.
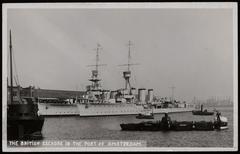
[120,120,214,131]
[7,96,45,140]
[120,112,227,131]
[192,104,214,115]
[7,30,44,141]
[192,110,214,115]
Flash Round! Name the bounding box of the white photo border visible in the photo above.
[2,2,238,152]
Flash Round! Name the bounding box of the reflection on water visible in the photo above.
[42,106,233,147]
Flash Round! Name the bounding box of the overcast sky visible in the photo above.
[6,7,234,102]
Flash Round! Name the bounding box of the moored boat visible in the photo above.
[192,110,214,115]
[136,109,154,119]
[7,30,44,140]
[192,105,214,115]
[120,112,228,131]
[136,114,154,119]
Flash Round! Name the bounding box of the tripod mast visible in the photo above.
[87,44,106,91]
[119,41,139,92]
[9,30,13,104]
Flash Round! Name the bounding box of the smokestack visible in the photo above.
[138,88,146,103]
[148,89,153,103]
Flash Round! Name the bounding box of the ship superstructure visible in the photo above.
[84,44,107,103]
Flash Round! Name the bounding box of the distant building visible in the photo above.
[7,86,85,104]
[33,88,85,99]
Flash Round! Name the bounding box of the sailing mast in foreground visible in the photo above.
[7,30,44,140]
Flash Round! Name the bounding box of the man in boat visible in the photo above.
[161,113,172,130]
[214,111,220,129]
[214,111,228,130]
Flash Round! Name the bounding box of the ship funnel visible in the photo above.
[138,88,146,103]
[148,89,153,103]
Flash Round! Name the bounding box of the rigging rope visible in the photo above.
[7,49,10,82]
[14,76,18,86]
[12,48,20,86]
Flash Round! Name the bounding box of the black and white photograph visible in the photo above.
[2,2,238,152]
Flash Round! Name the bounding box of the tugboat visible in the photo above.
[192,104,214,115]
[136,108,154,119]
[7,30,44,141]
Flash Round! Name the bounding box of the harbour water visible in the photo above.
[41,106,233,147]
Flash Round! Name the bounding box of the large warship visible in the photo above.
[7,30,44,140]
[77,41,193,116]
[37,42,193,116]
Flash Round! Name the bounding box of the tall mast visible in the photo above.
[127,40,133,71]
[9,30,13,104]
[119,40,139,91]
[94,43,100,73]
[87,44,106,90]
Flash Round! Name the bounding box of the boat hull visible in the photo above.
[120,121,222,131]
[7,104,44,140]
[219,126,228,130]
[37,103,79,116]
[7,118,44,140]
[120,122,162,131]
[136,115,154,119]
[192,110,214,115]
[154,107,193,114]
[38,103,193,116]
[77,103,143,116]
[77,103,193,117]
